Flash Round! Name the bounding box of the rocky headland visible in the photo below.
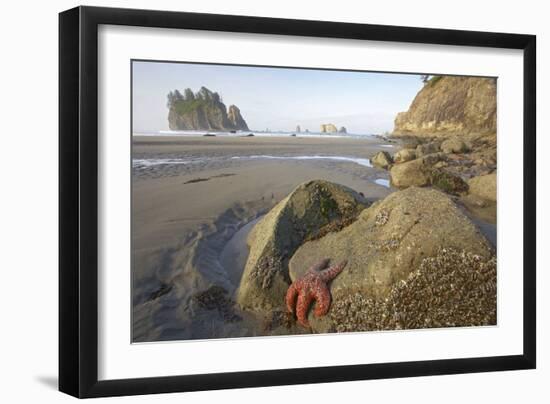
[372,75,497,221]
[167,86,249,131]
[393,76,496,136]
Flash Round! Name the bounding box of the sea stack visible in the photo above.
[320,123,338,133]
[167,86,250,131]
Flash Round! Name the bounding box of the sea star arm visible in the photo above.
[308,258,330,274]
[319,260,348,282]
[296,290,314,327]
[313,284,331,317]
[285,283,299,314]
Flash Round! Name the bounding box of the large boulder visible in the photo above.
[371,151,393,169]
[288,187,495,332]
[390,153,466,194]
[389,155,440,188]
[468,172,497,202]
[430,168,469,195]
[393,148,417,164]
[441,138,469,154]
[237,180,369,311]
[416,141,440,157]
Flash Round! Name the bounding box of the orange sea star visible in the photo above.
[285,258,348,327]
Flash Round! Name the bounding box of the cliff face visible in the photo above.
[393,76,496,137]
[167,87,249,131]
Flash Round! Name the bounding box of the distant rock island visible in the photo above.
[320,123,337,133]
[167,86,249,131]
[320,124,347,134]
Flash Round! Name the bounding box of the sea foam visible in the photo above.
[231,155,372,168]
[133,155,373,169]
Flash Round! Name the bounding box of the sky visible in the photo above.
[132,61,425,135]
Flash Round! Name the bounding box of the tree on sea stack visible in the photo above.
[184,88,195,100]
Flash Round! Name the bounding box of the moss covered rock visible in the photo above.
[429,168,469,195]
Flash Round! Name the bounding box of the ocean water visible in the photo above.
[133,130,378,139]
[374,178,391,188]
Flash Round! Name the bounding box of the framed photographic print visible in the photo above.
[59,6,536,398]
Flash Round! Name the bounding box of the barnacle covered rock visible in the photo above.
[289,186,494,332]
[329,248,496,332]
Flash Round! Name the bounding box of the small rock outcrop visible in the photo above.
[338,126,347,134]
[390,154,468,194]
[468,172,497,202]
[441,138,470,154]
[288,187,495,332]
[430,168,469,195]
[390,154,442,188]
[320,123,338,133]
[416,141,440,157]
[371,151,393,169]
[393,76,496,137]
[393,148,417,164]
[237,180,369,311]
[167,86,249,131]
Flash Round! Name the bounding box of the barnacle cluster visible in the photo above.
[365,237,401,252]
[374,210,390,226]
[251,255,284,289]
[330,248,496,332]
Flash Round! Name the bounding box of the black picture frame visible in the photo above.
[59,5,536,398]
